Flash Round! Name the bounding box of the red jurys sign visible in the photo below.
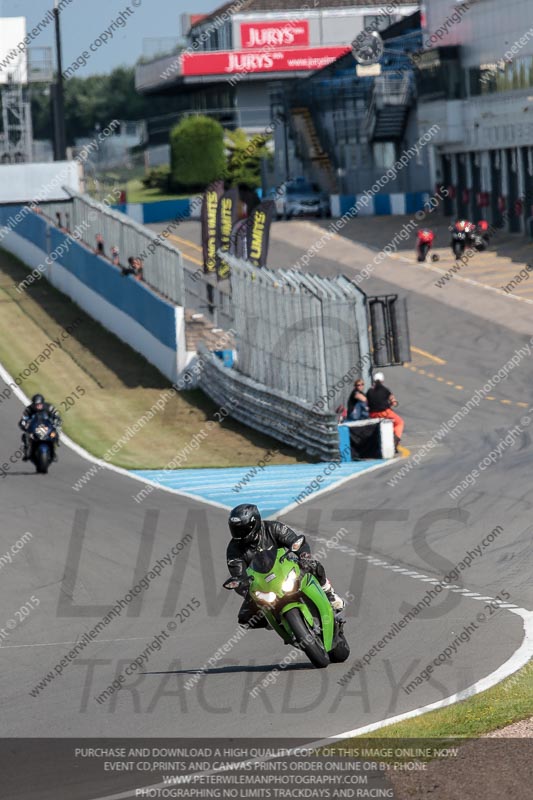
[240,20,309,49]
[181,46,350,76]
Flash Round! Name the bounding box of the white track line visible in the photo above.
[0,636,149,650]
[313,538,523,610]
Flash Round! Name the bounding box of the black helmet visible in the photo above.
[32,394,45,409]
[229,504,261,546]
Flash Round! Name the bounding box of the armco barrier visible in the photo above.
[0,205,185,382]
[196,343,341,461]
[141,198,192,225]
[115,197,202,225]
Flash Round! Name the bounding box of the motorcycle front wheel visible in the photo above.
[329,630,350,663]
[284,607,329,669]
[35,445,50,474]
[417,244,429,262]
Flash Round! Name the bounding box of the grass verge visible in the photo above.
[0,247,303,470]
[125,179,191,204]
[343,659,533,743]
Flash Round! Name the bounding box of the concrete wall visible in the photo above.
[0,206,185,382]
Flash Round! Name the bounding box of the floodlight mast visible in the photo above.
[53,0,67,160]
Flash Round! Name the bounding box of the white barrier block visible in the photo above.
[390,193,406,215]
[189,196,203,220]
[355,194,375,216]
[330,195,341,218]
[126,203,144,224]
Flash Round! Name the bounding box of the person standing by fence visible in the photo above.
[367,372,404,451]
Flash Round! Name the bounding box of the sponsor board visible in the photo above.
[181,46,350,76]
[240,20,309,49]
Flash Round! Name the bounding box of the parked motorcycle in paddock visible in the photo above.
[27,412,58,474]
[416,228,439,263]
[223,537,350,669]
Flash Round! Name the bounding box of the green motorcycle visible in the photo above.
[223,537,350,669]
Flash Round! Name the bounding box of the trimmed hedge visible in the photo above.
[170,116,226,191]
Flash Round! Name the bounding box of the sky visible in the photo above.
[0,0,216,75]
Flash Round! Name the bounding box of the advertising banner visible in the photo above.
[216,188,239,279]
[246,200,275,268]
[182,46,350,77]
[201,180,224,273]
[240,20,309,49]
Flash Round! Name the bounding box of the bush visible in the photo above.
[225,129,271,190]
[170,116,226,191]
[142,165,171,191]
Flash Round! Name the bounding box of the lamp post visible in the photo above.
[53,0,67,160]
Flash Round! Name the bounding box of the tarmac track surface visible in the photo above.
[1,223,532,798]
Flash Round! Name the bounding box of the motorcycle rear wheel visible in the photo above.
[284,607,329,669]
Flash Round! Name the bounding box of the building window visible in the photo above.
[363,15,392,33]
[373,142,396,169]
[469,54,533,96]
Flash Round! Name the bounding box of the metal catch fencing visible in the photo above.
[225,253,371,412]
[42,190,186,306]
[196,343,341,461]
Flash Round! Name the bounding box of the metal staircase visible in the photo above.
[290,106,339,193]
[366,74,412,142]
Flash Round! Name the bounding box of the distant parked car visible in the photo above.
[267,178,331,220]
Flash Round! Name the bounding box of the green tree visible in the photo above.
[225,128,271,189]
[170,115,226,191]
[30,66,184,145]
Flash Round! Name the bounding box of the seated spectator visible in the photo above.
[111,246,120,266]
[346,379,369,421]
[132,257,144,281]
[367,372,404,451]
[95,234,104,256]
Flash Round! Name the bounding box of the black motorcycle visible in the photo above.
[27,412,58,474]
[450,225,468,258]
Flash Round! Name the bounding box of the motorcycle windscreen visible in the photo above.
[29,412,52,431]
[250,549,277,575]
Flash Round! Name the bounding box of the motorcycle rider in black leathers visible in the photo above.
[227,504,345,629]
[19,394,62,462]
